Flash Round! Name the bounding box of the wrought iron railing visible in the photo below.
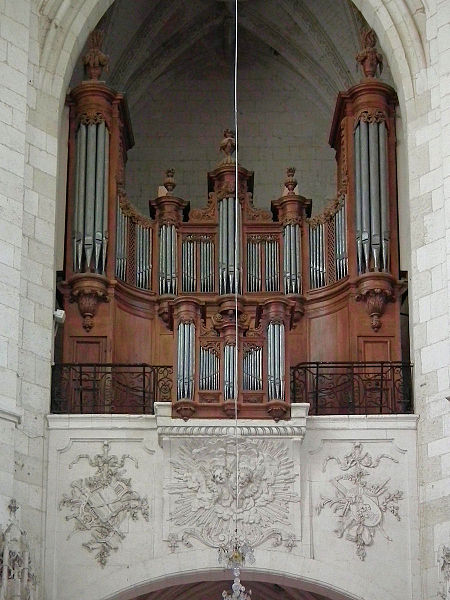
[290,362,413,415]
[51,364,173,414]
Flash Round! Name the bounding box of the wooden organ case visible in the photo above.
[58,30,406,420]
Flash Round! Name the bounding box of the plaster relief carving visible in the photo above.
[0,499,37,600]
[59,441,149,567]
[317,442,404,560]
[438,545,450,599]
[166,438,299,552]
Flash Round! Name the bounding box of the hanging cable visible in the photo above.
[233,0,240,547]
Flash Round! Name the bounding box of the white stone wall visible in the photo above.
[44,409,419,600]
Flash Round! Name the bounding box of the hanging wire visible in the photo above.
[233,0,240,546]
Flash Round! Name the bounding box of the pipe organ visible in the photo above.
[59,32,405,420]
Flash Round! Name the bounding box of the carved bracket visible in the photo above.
[69,274,109,331]
[356,287,394,331]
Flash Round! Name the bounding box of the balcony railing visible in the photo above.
[51,364,173,414]
[290,362,413,415]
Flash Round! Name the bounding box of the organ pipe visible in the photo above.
[283,223,301,294]
[177,321,195,400]
[72,121,109,273]
[243,347,263,391]
[354,120,390,273]
[199,347,220,390]
[219,197,241,294]
[309,223,326,288]
[267,321,285,401]
[159,223,177,294]
[334,200,347,280]
[223,344,236,400]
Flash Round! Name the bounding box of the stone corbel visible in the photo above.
[356,276,395,331]
[69,273,109,331]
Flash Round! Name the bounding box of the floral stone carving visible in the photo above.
[166,438,299,552]
[317,442,403,560]
[0,499,37,600]
[59,441,149,567]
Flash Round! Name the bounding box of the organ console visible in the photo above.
[56,29,406,420]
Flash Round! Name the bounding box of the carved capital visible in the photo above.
[69,274,109,331]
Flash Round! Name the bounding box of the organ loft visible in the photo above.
[53,28,412,421]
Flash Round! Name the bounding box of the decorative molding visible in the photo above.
[317,442,404,560]
[0,499,37,600]
[166,438,300,552]
[438,545,450,600]
[59,441,149,567]
[158,425,306,438]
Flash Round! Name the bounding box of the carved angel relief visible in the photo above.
[166,438,299,552]
[317,442,404,560]
[59,441,149,567]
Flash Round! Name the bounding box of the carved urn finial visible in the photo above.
[83,29,109,80]
[219,129,236,165]
[356,28,383,78]
[164,168,176,193]
[285,167,297,195]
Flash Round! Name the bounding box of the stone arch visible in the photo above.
[38,0,427,118]
[89,551,403,600]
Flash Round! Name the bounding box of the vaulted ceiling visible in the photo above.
[134,579,332,600]
[70,0,393,114]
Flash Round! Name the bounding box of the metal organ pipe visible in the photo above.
[267,322,285,401]
[224,344,236,400]
[354,124,363,274]
[283,223,301,294]
[72,121,109,274]
[159,223,177,294]
[354,119,390,274]
[369,122,381,270]
[199,347,219,390]
[219,197,241,294]
[360,120,371,273]
[334,200,348,281]
[243,347,262,391]
[177,321,195,400]
[379,123,389,271]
